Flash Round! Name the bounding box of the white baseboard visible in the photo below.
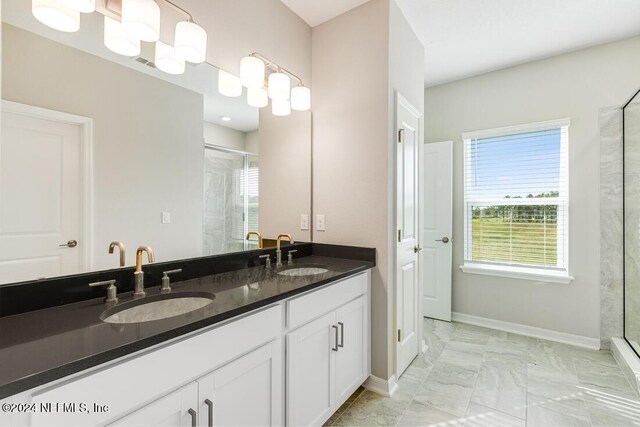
[452,312,600,350]
[363,374,398,398]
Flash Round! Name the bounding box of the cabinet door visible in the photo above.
[109,382,198,427]
[287,311,337,427]
[197,340,282,427]
[335,296,367,406]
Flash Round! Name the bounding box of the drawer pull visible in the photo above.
[332,325,339,351]
[188,408,197,427]
[338,322,345,348]
[205,399,213,427]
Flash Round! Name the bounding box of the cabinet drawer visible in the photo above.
[29,305,281,427]
[287,273,367,330]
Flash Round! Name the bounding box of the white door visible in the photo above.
[0,103,86,284]
[335,296,367,406]
[422,141,453,321]
[287,311,336,427]
[395,93,421,377]
[109,383,198,427]
[197,341,282,427]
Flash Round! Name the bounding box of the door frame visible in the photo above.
[394,92,423,377]
[2,100,94,271]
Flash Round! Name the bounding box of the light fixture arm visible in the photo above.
[103,0,195,23]
[250,52,304,87]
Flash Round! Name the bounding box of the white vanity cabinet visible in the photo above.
[3,270,370,427]
[286,273,369,427]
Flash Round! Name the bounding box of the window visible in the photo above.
[461,119,572,283]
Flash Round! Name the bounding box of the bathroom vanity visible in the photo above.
[0,244,374,426]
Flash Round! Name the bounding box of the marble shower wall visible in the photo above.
[600,106,624,349]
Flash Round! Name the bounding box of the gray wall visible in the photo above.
[425,35,640,341]
[3,24,204,270]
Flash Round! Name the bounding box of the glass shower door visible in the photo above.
[203,148,248,255]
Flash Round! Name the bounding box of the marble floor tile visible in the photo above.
[470,362,527,419]
[396,401,463,426]
[464,402,525,427]
[413,360,479,416]
[331,319,640,427]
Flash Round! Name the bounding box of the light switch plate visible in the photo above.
[316,214,325,231]
[162,212,171,224]
[300,214,309,230]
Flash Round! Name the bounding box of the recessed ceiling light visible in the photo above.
[220,116,232,122]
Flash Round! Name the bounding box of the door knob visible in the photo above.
[435,237,450,244]
[60,240,78,248]
[414,245,423,253]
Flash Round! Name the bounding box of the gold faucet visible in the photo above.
[276,234,293,267]
[133,246,155,298]
[108,241,126,267]
[246,231,263,249]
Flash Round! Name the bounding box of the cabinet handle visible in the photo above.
[204,399,213,427]
[338,322,344,348]
[332,325,339,351]
[188,408,197,427]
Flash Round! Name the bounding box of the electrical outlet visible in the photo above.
[300,214,309,230]
[161,212,171,224]
[316,214,325,231]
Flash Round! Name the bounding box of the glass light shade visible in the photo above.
[32,0,80,32]
[122,0,160,42]
[104,16,140,57]
[268,72,291,101]
[272,99,291,117]
[240,56,265,89]
[174,21,207,63]
[291,86,311,111]
[218,70,242,98]
[57,0,95,13]
[247,87,268,108]
[155,41,185,75]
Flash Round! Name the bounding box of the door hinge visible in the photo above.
[397,229,402,243]
[398,128,404,143]
[397,329,402,342]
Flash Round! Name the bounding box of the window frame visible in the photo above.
[460,118,573,284]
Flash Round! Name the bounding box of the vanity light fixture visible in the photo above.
[291,85,311,111]
[155,41,185,75]
[121,0,161,42]
[32,0,81,32]
[104,16,141,57]
[247,87,269,108]
[57,0,96,13]
[240,56,266,89]
[218,70,243,97]
[272,99,291,117]
[268,72,291,101]
[174,21,207,64]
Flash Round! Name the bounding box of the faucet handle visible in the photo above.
[89,280,118,304]
[161,269,182,293]
[259,254,272,270]
[287,250,298,265]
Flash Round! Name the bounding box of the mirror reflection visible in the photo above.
[0,1,312,285]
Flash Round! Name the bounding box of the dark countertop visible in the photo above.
[0,255,373,399]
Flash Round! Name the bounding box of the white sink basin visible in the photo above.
[278,267,329,277]
[101,292,215,324]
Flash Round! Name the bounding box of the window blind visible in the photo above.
[463,121,569,272]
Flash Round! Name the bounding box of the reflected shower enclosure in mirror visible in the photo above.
[624,89,640,356]
[0,1,312,285]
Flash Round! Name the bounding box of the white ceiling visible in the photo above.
[280,0,371,27]
[395,0,640,87]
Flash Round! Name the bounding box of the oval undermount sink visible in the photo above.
[101,292,215,324]
[278,266,329,277]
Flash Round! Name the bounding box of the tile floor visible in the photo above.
[325,319,640,427]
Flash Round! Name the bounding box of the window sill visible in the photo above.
[459,263,574,284]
